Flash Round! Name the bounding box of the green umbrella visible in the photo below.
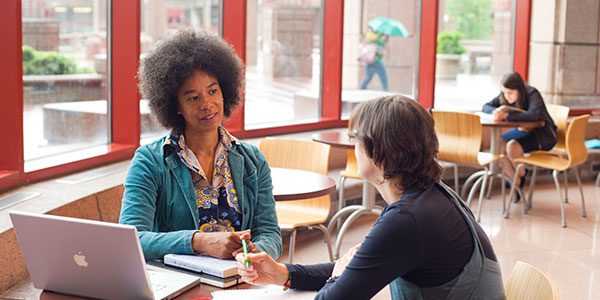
[368,17,409,37]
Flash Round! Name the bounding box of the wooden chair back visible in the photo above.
[432,110,482,167]
[546,104,569,149]
[565,114,590,168]
[505,261,558,300]
[258,139,332,225]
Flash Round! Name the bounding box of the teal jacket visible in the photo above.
[119,137,282,261]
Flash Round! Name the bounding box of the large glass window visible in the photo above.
[22,0,109,171]
[341,0,420,119]
[244,0,323,129]
[434,0,516,111]
[140,0,220,143]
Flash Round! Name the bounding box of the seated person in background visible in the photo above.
[119,29,282,261]
[482,72,557,200]
[235,95,505,300]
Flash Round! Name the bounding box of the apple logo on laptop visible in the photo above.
[73,252,88,267]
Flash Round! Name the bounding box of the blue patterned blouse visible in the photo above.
[163,126,241,232]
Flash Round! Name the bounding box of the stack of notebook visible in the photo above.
[163,254,242,288]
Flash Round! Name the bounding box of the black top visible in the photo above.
[482,86,557,149]
[285,184,497,299]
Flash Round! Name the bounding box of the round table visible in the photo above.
[312,131,382,259]
[270,167,337,201]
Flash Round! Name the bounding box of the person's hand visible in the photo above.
[235,252,289,286]
[493,107,509,121]
[231,230,259,257]
[332,243,361,277]
[192,231,244,259]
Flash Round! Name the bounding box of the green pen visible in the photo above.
[242,239,251,268]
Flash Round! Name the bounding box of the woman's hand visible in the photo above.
[332,243,361,277]
[493,107,509,121]
[192,231,247,259]
[235,252,289,286]
[231,230,260,257]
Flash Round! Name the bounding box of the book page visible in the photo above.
[164,254,238,277]
[212,286,317,300]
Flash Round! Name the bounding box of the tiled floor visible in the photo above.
[278,180,600,300]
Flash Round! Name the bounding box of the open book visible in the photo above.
[164,254,238,278]
[499,105,526,113]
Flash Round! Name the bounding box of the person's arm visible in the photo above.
[248,148,283,259]
[506,90,546,122]
[285,263,335,291]
[119,146,197,261]
[315,209,419,299]
[482,96,501,114]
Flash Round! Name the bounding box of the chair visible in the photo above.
[336,148,361,228]
[505,261,559,300]
[432,111,503,221]
[506,115,590,227]
[258,138,334,263]
[528,104,570,205]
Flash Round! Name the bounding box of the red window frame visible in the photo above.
[0,0,541,191]
[0,0,140,190]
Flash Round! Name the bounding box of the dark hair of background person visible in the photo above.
[499,71,529,109]
[137,29,244,131]
[350,95,443,190]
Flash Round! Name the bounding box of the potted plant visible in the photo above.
[436,31,466,80]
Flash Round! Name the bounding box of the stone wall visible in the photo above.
[22,19,59,51]
[528,0,600,108]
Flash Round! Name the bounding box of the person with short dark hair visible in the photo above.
[234,95,504,299]
[119,29,282,261]
[482,72,557,201]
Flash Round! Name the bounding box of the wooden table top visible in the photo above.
[477,113,545,129]
[271,167,336,201]
[175,282,255,299]
[312,131,355,149]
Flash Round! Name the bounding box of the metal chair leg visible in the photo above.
[476,169,489,222]
[461,170,486,199]
[337,176,347,230]
[467,176,484,206]
[333,208,370,259]
[315,225,335,262]
[526,166,538,210]
[574,167,586,218]
[563,170,569,203]
[288,229,297,263]
[552,170,567,228]
[505,164,525,219]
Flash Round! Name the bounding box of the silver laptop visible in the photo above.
[10,211,200,300]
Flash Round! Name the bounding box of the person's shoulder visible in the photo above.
[134,136,167,158]
[527,85,541,96]
[231,141,268,166]
[379,199,418,228]
[232,141,260,157]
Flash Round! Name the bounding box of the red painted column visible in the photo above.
[222,0,247,132]
[112,0,141,146]
[0,0,24,189]
[321,0,344,120]
[514,0,531,81]
[417,0,439,109]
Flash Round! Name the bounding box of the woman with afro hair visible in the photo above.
[119,29,282,261]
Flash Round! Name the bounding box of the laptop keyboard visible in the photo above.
[147,268,167,292]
